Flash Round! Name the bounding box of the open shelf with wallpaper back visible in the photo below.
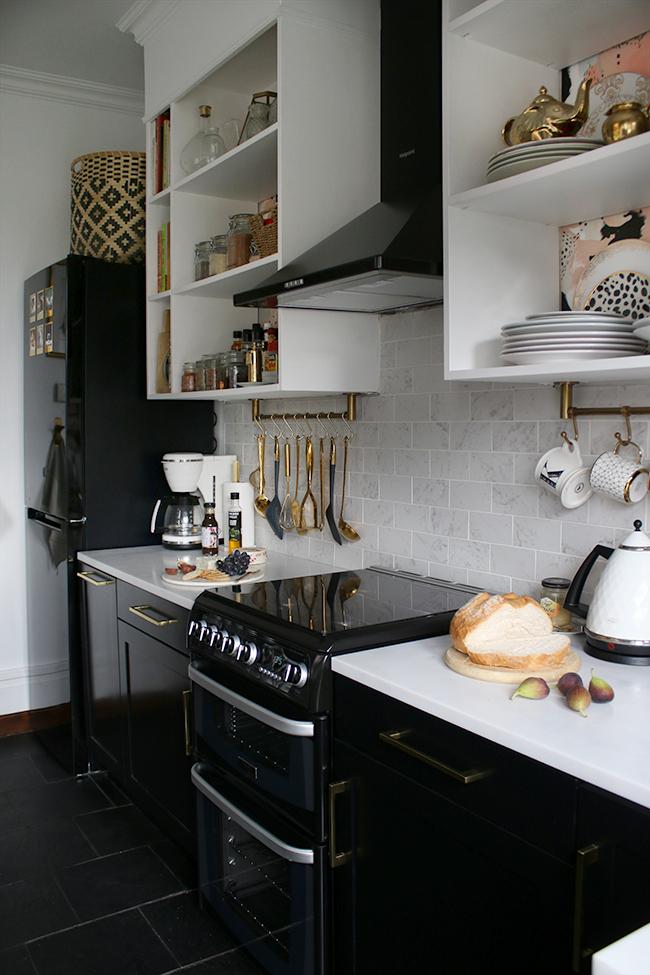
[143,8,382,401]
[443,0,650,385]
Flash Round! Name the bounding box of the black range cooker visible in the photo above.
[187,568,479,975]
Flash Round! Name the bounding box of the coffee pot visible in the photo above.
[564,520,650,665]
[502,78,592,146]
[150,452,205,549]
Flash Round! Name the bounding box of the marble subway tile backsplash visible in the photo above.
[222,304,649,598]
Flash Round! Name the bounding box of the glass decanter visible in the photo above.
[180,105,226,175]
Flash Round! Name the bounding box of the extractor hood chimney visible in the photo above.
[233,0,443,315]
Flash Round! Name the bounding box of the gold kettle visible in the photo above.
[502,79,592,146]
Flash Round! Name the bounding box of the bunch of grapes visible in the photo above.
[216,550,251,577]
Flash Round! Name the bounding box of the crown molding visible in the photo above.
[0,65,144,116]
[117,0,186,46]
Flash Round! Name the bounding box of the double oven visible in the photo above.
[187,568,476,975]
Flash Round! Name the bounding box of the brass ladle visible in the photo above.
[338,436,360,542]
[253,434,270,517]
[339,575,360,628]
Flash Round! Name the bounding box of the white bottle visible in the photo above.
[221,460,255,548]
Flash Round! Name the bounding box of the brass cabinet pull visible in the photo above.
[128,605,178,626]
[329,779,352,868]
[572,842,601,972]
[183,689,192,757]
[379,730,491,784]
[77,570,115,586]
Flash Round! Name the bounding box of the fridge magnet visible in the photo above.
[29,327,36,356]
[45,286,53,318]
[36,290,44,320]
[45,318,53,354]
[35,324,44,354]
[29,293,36,323]
[560,207,650,319]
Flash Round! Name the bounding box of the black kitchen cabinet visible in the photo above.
[78,564,125,780]
[331,675,576,975]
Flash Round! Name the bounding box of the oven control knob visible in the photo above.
[223,633,241,657]
[207,625,221,648]
[238,642,259,665]
[196,619,210,641]
[283,661,308,688]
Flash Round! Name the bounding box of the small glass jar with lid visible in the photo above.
[222,350,247,388]
[195,356,207,392]
[203,356,219,391]
[181,361,197,392]
[194,240,214,280]
[209,234,228,275]
[539,577,572,629]
[226,214,253,270]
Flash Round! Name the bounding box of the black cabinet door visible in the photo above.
[78,566,124,780]
[119,620,195,854]
[332,738,574,975]
[575,783,650,973]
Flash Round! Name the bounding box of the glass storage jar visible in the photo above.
[181,361,197,392]
[194,240,214,280]
[226,214,253,270]
[539,577,572,629]
[180,105,226,174]
[222,350,247,388]
[203,356,219,391]
[209,234,228,275]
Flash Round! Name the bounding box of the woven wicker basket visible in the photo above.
[249,203,278,258]
[70,151,146,264]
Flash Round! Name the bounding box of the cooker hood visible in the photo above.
[234,0,442,315]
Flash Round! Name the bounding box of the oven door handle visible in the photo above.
[188,662,314,737]
[191,763,314,864]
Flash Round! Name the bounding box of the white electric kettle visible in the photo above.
[564,520,650,665]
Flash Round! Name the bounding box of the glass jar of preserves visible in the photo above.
[194,240,213,280]
[181,361,197,392]
[209,234,228,275]
[539,577,572,629]
[226,214,253,270]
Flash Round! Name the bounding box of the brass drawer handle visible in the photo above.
[328,779,352,868]
[379,730,491,784]
[77,570,115,586]
[572,842,601,971]
[128,604,178,626]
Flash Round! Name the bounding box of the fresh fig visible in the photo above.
[164,567,179,575]
[589,669,614,703]
[510,677,550,701]
[556,672,583,697]
[179,562,196,574]
[566,685,591,717]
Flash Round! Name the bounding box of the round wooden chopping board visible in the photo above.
[444,646,582,684]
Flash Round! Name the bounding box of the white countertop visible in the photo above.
[332,634,650,811]
[78,545,341,612]
[592,923,650,975]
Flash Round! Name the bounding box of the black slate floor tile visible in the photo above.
[75,803,166,856]
[0,875,78,951]
[0,819,95,885]
[0,792,22,835]
[151,838,198,890]
[178,948,264,974]
[141,891,240,966]
[55,846,184,921]
[0,756,51,794]
[27,748,73,784]
[0,944,38,975]
[91,772,131,806]
[7,776,113,828]
[26,909,177,975]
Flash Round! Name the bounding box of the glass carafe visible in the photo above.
[180,105,226,175]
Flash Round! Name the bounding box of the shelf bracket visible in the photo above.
[251,393,357,425]
[556,382,650,443]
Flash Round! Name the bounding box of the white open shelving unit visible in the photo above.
[442,0,650,385]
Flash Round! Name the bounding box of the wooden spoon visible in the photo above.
[338,436,360,542]
[253,434,270,517]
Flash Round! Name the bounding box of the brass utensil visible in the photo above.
[253,434,270,517]
[338,436,360,542]
[266,436,284,539]
[325,438,342,545]
[339,575,360,627]
[292,436,307,535]
[279,440,295,531]
[318,438,325,531]
[299,436,318,530]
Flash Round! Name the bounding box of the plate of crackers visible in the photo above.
[161,567,263,588]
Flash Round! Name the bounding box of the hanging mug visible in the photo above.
[589,441,649,505]
[535,436,593,508]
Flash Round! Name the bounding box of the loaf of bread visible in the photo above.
[450,592,570,670]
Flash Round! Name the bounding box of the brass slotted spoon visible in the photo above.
[279,440,295,531]
[299,436,318,530]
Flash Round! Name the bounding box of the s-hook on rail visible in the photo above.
[556,382,650,445]
[251,393,357,425]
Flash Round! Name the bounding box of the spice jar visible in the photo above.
[539,577,572,629]
[209,234,228,275]
[226,214,253,270]
[203,355,218,391]
[181,361,197,392]
[194,240,213,280]
[222,350,247,388]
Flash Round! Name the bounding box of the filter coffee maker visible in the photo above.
[151,453,205,549]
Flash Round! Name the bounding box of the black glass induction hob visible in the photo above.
[188,569,481,712]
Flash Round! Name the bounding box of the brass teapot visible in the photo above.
[502,79,592,146]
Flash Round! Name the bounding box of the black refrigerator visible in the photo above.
[24,254,214,774]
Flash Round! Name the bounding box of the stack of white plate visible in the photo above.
[486,137,603,183]
[633,316,650,342]
[500,311,648,365]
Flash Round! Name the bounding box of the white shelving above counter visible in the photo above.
[442,0,650,386]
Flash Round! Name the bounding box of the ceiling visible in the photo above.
[0,0,144,91]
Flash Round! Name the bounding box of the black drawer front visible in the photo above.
[117,580,188,654]
[333,675,576,861]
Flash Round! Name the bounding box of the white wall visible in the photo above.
[0,73,145,715]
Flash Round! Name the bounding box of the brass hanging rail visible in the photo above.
[251,393,357,424]
[556,382,650,442]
